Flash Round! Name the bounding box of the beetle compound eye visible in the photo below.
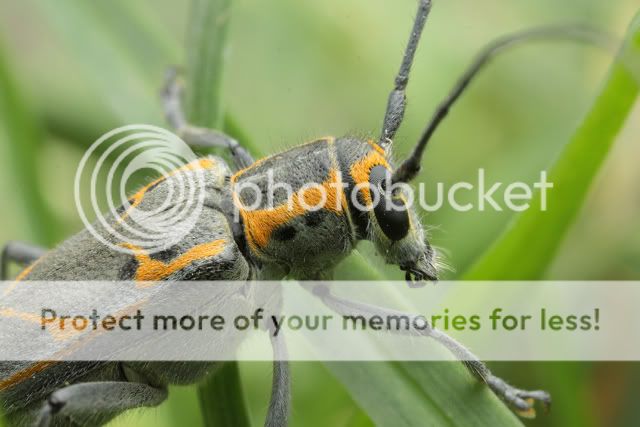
[374,194,410,241]
[369,165,410,241]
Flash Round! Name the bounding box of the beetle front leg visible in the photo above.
[265,322,290,427]
[309,284,551,418]
[36,381,167,427]
[1,240,46,280]
[161,67,254,169]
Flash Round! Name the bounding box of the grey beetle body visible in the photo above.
[231,136,435,280]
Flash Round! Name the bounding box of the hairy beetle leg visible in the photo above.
[265,326,291,427]
[310,284,551,419]
[161,67,254,170]
[35,381,167,427]
[486,375,551,418]
[1,240,46,280]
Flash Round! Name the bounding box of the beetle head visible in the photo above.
[364,164,438,286]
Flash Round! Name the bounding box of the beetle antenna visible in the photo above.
[378,0,432,150]
[392,25,616,183]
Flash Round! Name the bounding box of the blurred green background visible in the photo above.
[0,0,639,426]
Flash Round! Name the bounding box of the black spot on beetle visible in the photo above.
[149,246,180,262]
[181,259,237,280]
[304,210,325,227]
[272,225,297,241]
[119,258,139,280]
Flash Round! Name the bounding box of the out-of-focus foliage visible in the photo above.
[0,0,639,426]
[466,12,640,280]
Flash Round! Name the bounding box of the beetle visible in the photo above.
[1,0,609,425]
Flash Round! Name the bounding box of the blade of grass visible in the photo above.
[183,1,251,426]
[0,35,60,427]
[30,0,262,157]
[33,1,162,124]
[464,11,640,280]
[0,42,57,245]
[198,363,251,427]
[89,0,181,70]
[186,0,231,128]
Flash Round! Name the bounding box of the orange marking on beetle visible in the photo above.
[0,284,151,391]
[0,308,81,341]
[15,263,36,281]
[0,298,148,391]
[120,240,227,281]
[2,256,46,298]
[1,266,34,298]
[0,361,57,391]
[0,308,43,325]
[366,139,386,155]
[231,154,272,184]
[236,169,345,250]
[119,158,217,221]
[350,150,389,206]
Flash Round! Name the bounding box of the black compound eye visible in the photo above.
[369,165,410,241]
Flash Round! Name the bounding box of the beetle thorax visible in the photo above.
[230,137,384,278]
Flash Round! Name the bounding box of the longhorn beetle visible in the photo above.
[0,0,611,425]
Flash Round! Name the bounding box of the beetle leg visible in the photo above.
[1,240,46,280]
[309,284,551,418]
[161,67,254,169]
[36,381,167,427]
[265,321,290,427]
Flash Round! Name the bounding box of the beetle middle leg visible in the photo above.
[1,240,47,280]
[161,67,254,169]
[265,321,290,427]
[309,284,550,417]
[35,380,167,427]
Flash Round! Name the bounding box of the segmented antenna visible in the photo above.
[378,0,432,150]
[393,25,615,183]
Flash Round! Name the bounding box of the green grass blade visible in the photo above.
[198,363,251,427]
[464,12,640,280]
[183,1,251,426]
[0,42,57,245]
[327,361,525,427]
[88,0,180,70]
[186,0,232,128]
[33,1,161,124]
